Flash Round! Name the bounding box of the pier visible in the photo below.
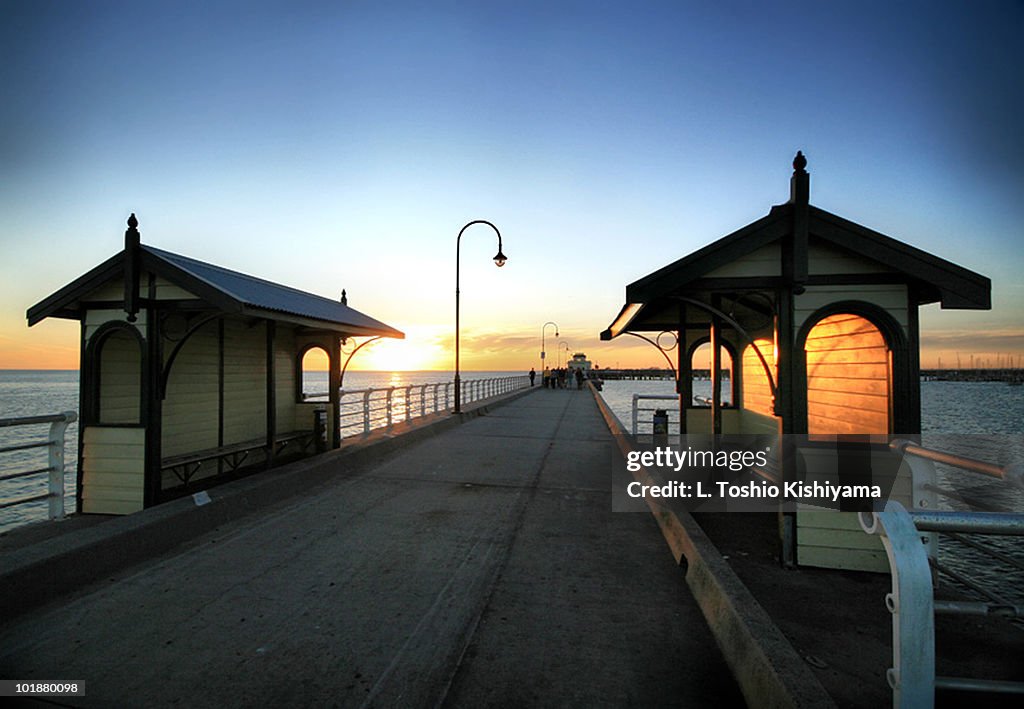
[0,387,746,707]
[3,383,1022,707]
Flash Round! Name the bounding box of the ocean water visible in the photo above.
[0,370,521,533]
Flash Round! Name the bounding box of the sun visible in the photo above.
[350,328,449,371]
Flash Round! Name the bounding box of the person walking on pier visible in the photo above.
[529,368,536,387]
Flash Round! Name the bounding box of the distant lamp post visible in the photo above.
[455,220,506,414]
[541,321,559,371]
[558,341,570,368]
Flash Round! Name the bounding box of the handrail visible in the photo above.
[891,439,1022,486]
[630,394,679,434]
[0,411,77,521]
[861,442,1024,707]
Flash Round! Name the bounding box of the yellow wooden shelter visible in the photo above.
[28,215,403,515]
[601,152,990,570]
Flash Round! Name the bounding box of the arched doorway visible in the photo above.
[80,323,147,514]
[91,325,143,425]
[803,313,891,436]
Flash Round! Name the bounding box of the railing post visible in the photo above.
[405,385,413,422]
[444,382,451,410]
[46,411,76,520]
[386,387,394,427]
[632,394,639,435]
[362,390,372,433]
[420,384,428,417]
[895,439,940,564]
[861,502,936,709]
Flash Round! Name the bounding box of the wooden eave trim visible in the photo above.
[26,252,124,326]
[626,210,791,302]
[238,306,404,339]
[809,208,990,308]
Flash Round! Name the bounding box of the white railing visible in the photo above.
[307,376,529,439]
[861,442,1024,707]
[631,394,680,434]
[0,411,77,520]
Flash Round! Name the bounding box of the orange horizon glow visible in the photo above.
[1,319,1021,372]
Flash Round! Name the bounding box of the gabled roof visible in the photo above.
[624,203,990,308]
[601,158,991,341]
[28,241,404,339]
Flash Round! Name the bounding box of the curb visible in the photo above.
[589,384,836,709]
[0,386,539,619]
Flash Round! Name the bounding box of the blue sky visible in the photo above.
[2,1,1022,369]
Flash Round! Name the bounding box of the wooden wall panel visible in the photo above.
[805,314,890,437]
[807,240,897,275]
[275,328,298,433]
[161,320,220,457]
[741,339,776,419]
[704,243,781,277]
[794,284,907,333]
[80,426,145,514]
[222,319,267,445]
[153,276,197,300]
[85,309,146,342]
[97,329,142,424]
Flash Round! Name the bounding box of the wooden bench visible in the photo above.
[162,431,317,486]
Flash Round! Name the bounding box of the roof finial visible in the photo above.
[793,150,807,174]
[340,289,347,306]
[127,213,139,230]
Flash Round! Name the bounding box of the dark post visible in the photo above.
[123,213,141,323]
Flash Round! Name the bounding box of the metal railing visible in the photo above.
[307,376,529,439]
[631,394,680,434]
[861,441,1024,707]
[0,411,77,520]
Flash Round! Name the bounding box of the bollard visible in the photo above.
[313,407,328,453]
[653,409,669,435]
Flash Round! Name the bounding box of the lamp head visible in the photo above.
[493,248,507,267]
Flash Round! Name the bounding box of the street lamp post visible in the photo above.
[455,220,506,414]
[541,321,559,372]
[558,341,570,368]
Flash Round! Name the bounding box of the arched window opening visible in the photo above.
[805,313,891,435]
[299,346,331,402]
[96,328,142,424]
[741,338,776,417]
[690,341,733,406]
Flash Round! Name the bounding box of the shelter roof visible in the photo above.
[28,235,404,339]
[601,158,990,340]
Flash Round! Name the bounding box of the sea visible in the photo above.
[2,370,1021,603]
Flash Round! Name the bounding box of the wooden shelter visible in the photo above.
[28,215,403,515]
[601,152,990,570]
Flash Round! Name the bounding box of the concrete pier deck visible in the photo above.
[0,388,743,707]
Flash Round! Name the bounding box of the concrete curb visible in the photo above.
[589,384,836,709]
[0,386,539,619]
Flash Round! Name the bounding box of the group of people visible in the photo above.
[529,366,586,390]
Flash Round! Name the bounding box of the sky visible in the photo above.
[1,0,1022,372]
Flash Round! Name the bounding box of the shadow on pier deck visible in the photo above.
[1,388,744,707]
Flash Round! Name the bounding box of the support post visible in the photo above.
[47,412,76,519]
